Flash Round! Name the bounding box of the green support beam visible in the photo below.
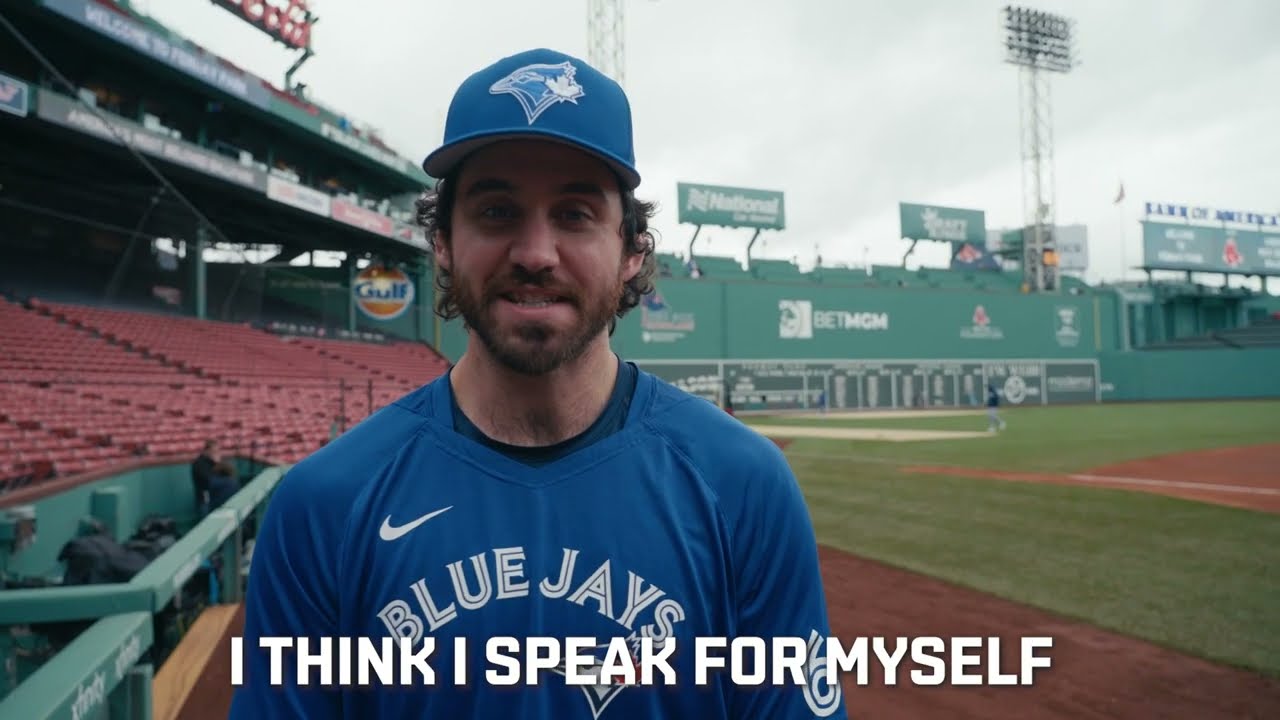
[0,583,153,626]
[190,225,209,320]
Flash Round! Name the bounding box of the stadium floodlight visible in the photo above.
[1002,5,1077,293]
[588,0,626,88]
[1003,6,1075,73]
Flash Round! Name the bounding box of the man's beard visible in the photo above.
[453,266,622,376]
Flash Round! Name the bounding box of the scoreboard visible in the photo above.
[639,359,1099,411]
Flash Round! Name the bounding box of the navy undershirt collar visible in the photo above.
[449,356,638,468]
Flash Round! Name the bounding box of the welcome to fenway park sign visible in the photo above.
[210,0,313,50]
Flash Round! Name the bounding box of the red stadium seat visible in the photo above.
[0,298,449,490]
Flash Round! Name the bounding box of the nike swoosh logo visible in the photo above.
[379,506,453,542]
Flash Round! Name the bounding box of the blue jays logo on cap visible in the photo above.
[490,61,586,125]
[421,48,641,190]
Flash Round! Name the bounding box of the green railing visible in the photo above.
[0,612,154,720]
[0,465,287,718]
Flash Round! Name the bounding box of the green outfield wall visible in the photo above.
[434,278,1122,362]
[607,278,1119,360]
[1245,294,1280,321]
[1099,349,1280,402]
[262,267,1280,406]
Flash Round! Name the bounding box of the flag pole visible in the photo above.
[1119,205,1126,282]
[1115,182,1127,282]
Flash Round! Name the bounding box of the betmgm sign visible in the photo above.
[778,300,890,340]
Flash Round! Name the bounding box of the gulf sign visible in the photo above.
[353,266,414,321]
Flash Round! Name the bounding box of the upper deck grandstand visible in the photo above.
[0,0,448,492]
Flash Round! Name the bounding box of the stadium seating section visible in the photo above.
[0,297,449,492]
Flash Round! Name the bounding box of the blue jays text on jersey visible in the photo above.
[229,365,847,719]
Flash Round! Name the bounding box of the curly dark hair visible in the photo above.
[414,168,658,335]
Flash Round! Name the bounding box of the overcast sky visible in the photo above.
[132,0,1280,288]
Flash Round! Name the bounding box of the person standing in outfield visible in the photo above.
[987,381,1007,432]
[230,49,845,719]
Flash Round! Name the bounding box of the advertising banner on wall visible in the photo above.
[639,288,697,344]
[982,361,1044,406]
[35,89,269,192]
[986,225,1089,272]
[266,175,331,216]
[1142,221,1280,276]
[392,223,429,251]
[900,202,986,246]
[1044,361,1098,404]
[1054,224,1090,272]
[41,0,272,110]
[209,0,314,50]
[1145,202,1280,228]
[331,198,395,236]
[0,72,30,117]
[777,299,891,339]
[352,266,415,322]
[677,183,785,230]
[950,242,1002,271]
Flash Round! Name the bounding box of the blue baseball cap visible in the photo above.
[421,48,641,190]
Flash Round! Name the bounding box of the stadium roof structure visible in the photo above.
[2,114,428,264]
[47,0,431,189]
[0,0,436,264]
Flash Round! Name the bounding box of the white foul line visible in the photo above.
[1067,474,1280,497]
[784,451,1280,498]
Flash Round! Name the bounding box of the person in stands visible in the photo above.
[208,458,240,510]
[190,440,217,519]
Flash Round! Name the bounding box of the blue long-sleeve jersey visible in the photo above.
[229,367,846,719]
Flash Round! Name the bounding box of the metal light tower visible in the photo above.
[588,0,626,88]
[1003,6,1076,293]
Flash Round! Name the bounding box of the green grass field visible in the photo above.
[743,400,1280,677]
